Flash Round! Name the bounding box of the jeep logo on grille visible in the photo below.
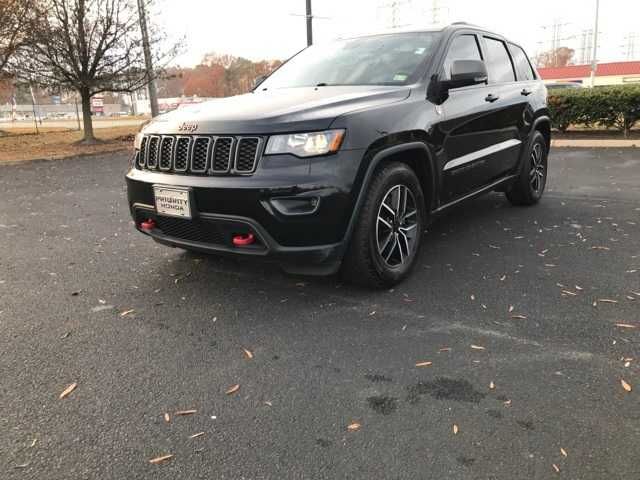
[178,122,199,133]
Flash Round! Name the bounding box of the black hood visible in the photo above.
[142,86,411,135]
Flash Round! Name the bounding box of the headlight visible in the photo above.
[133,132,143,150]
[265,129,345,157]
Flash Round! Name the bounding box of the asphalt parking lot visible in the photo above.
[1,148,639,479]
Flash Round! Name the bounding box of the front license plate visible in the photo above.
[153,186,192,219]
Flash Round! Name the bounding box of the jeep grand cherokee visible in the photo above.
[126,23,550,287]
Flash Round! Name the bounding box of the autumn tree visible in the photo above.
[0,0,32,73]
[16,0,178,143]
[535,47,575,68]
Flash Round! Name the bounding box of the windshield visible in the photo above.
[259,32,441,89]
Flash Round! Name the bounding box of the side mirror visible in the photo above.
[253,74,268,90]
[444,59,488,90]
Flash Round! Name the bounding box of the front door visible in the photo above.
[436,33,526,203]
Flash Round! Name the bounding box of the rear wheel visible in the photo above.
[505,131,548,206]
[341,162,426,288]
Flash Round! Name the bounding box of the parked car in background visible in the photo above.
[127,23,550,287]
[545,81,584,90]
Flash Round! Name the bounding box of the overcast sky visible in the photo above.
[156,0,640,67]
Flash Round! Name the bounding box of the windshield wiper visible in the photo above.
[315,82,329,87]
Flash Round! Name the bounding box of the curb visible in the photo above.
[551,139,638,148]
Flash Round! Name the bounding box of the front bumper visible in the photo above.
[125,149,365,274]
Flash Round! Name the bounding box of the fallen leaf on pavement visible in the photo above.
[415,361,433,367]
[470,345,485,350]
[175,410,197,416]
[243,348,254,359]
[552,464,560,473]
[621,379,632,392]
[59,383,77,399]
[347,422,361,431]
[119,309,135,317]
[189,432,205,439]
[226,384,240,395]
[149,454,173,464]
[453,424,459,434]
[560,448,568,457]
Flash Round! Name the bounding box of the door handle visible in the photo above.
[521,89,532,96]
[485,94,500,103]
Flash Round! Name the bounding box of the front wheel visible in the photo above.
[341,162,426,288]
[505,131,548,206]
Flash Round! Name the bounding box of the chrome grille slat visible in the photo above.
[190,136,211,173]
[235,137,261,173]
[146,136,160,169]
[212,137,234,173]
[137,134,262,175]
[173,136,191,172]
[159,136,174,171]
[137,136,148,168]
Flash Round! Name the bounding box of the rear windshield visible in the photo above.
[259,32,442,89]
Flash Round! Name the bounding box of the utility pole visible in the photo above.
[137,0,159,117]
[589,0,600,88]
[305,0,313,46]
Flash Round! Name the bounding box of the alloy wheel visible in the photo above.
[376,184,419,267]
[529,142,545,193]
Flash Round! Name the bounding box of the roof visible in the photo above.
[538,61,640,79]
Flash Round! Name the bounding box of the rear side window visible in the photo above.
[509,44,535,81]
[442,34,482,80]
[483,37,515,83]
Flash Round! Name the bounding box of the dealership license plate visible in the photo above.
[153,186,192,219]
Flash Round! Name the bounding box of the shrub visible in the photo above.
[547,85,640,137]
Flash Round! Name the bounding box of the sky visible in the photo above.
[156,0,640,67]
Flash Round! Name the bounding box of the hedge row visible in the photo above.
[547,85,640,137]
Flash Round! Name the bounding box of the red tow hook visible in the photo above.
[140,219,156,232]
[232,233,255,247]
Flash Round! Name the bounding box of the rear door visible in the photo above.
[438,33,522,203]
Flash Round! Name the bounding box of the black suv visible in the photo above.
[126,23,549,287]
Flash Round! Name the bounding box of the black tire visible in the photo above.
[341,162,426,288]
[505,131,548,206]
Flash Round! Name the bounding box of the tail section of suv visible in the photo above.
[126,23,550,287]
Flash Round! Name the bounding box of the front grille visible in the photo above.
[135,134,263,176]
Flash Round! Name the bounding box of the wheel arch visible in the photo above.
[338,140,437,257]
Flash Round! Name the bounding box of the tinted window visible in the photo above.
[259,32,441,88]
[483,37,515,83]
[509,43,535,81]
[442,34,482,80]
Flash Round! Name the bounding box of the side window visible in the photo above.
[442,34,482,80]
[483,37,516,83]
[509,43,535,81]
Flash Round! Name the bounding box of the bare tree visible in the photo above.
[17,0,178,143]
[0,0,32,73]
